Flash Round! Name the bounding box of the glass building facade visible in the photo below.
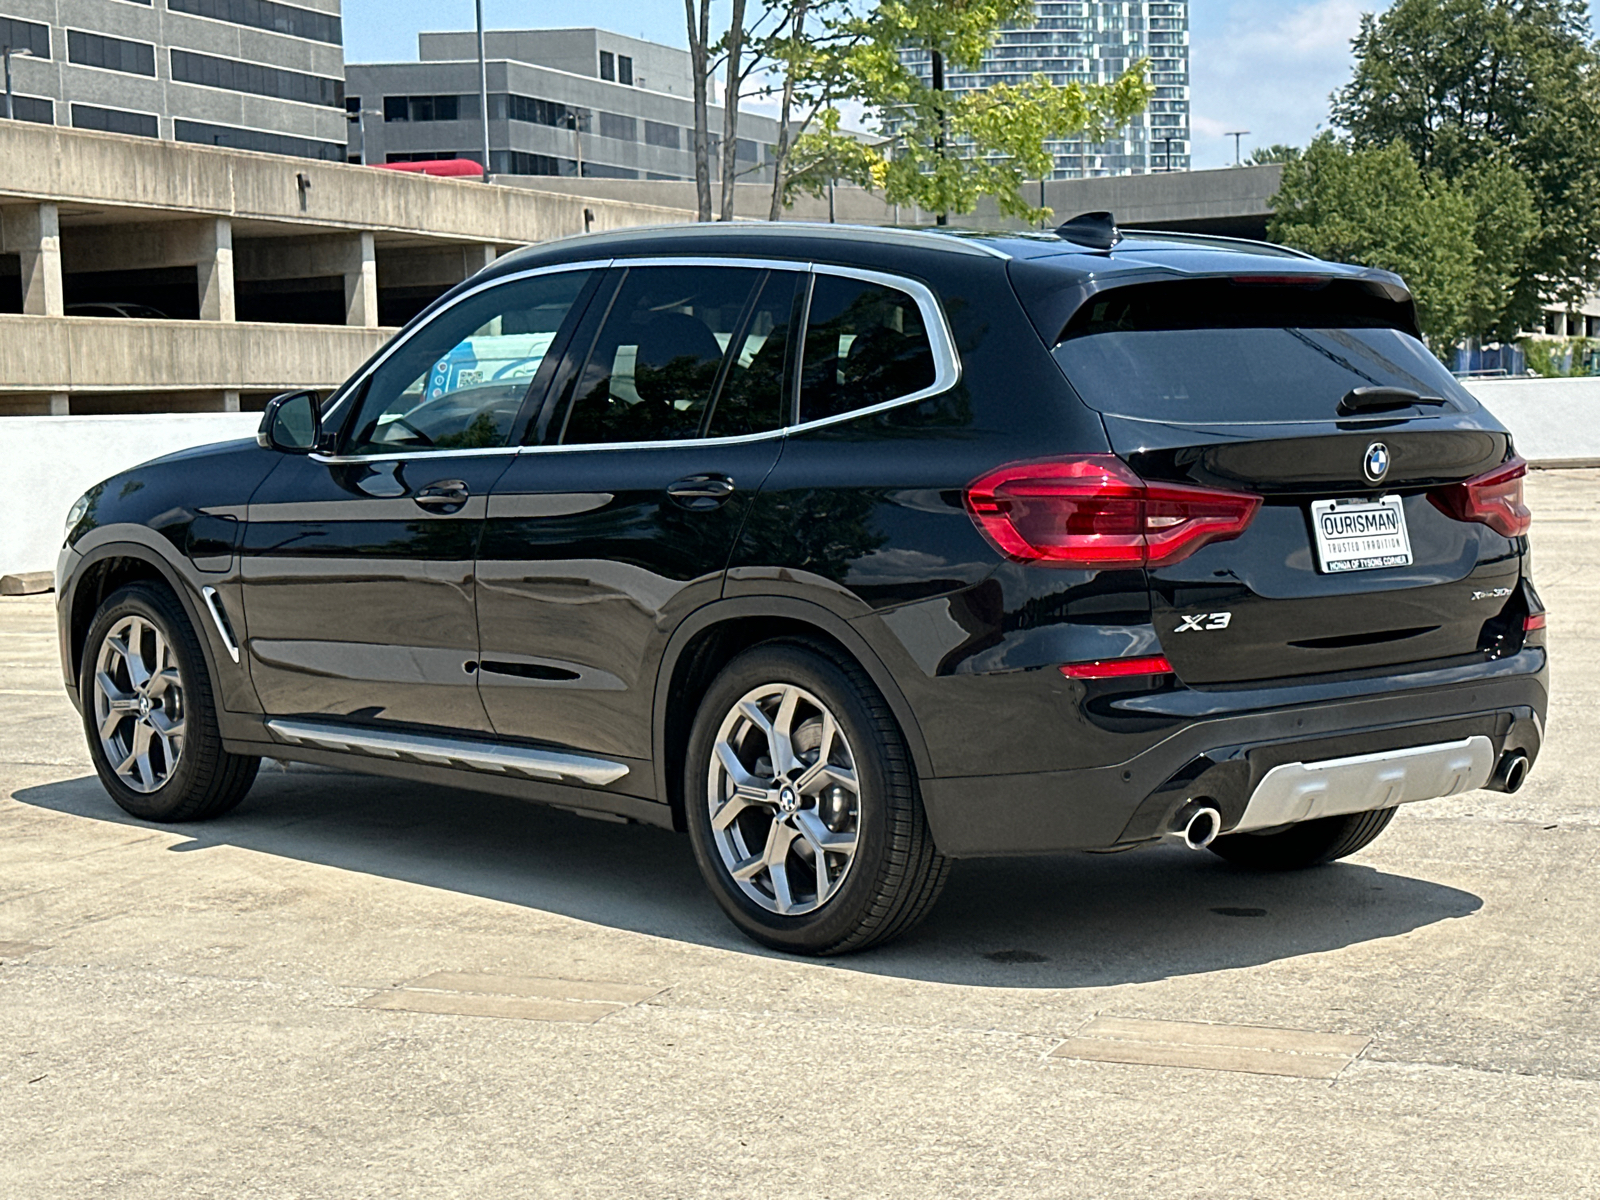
[901,1,1189,178]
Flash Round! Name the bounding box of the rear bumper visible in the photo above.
[919,648,1547,857]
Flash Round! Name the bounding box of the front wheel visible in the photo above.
[684,641,948,955]
[80,583,259,822]
[1208,807,1398,871]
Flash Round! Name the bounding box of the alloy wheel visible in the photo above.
[92,614,185,794]
[706,683,862,916]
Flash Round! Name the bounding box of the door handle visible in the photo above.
[414,480,470,512]
[667,474,737,509]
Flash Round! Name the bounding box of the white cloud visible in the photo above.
[1190,0,1383,169]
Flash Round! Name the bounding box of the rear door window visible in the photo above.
[798,275,938,424]
[558,265,764,445]
[1051,279,1478,424]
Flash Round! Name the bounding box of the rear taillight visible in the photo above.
[1060,655,1175,679]
[1429,456,1531,538]
[964,456,1262,569]
[1524,612,1546,633]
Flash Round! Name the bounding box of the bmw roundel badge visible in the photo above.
[1364,442,1390,484]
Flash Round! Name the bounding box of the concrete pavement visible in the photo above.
[2,471,1598,1197]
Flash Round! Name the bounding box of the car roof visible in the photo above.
[482,220,1401,295]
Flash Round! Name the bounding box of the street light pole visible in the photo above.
[352,108,382,165]
[4,47,37,123]
[474,0,491,179]
[1225,130,1250,166]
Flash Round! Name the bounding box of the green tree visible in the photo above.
[1246,144,1302,166]
[783,106,889,215]
[749,0,865,220]
[832,0,1153,224]
[1269,134,1532,352]
[1332,0,1600,330]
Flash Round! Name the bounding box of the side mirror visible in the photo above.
[258,390,322,454]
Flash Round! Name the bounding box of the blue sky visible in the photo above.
[341,1,1599,171]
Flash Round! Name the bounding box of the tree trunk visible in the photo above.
[719,0,749,221]
[768,0,809,221]
[685,0,713,221]
[931,48,948,226]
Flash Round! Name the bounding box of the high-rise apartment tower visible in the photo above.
[902,1,1189,178]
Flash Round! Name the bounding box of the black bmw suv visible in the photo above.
[56,219,1547,954]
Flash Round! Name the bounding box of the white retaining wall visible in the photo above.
[1463,377,1600,465]
[2,413,260,578]
[1,378,1597,577]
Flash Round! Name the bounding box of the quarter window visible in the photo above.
[558,266,769,446]
[346,272,593,455]
[798,275,938,424]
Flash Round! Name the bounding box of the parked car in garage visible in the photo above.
[55,217,1547,954]
[65,302,169,319]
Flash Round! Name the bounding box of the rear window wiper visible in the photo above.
[1338,386,1454,415]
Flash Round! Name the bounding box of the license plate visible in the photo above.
[1310,495,1413,573]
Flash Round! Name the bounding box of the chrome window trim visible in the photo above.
[311,254,963,465]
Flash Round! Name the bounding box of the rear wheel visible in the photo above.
[685,641,948,955]
[1208,807,1398,871]
[80,583,259,822]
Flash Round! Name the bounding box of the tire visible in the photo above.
[1207,806,1398,871]
[684,639,949,955]
[79,582,259,822]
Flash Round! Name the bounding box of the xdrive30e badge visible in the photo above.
[1364,442,1391,484]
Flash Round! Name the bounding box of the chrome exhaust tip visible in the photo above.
[1171,801,1223,850]
[1488,751,1530,794]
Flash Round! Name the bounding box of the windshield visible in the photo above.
[1053,325,1477,424]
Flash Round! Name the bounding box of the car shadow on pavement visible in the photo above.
[13,765,1483,988]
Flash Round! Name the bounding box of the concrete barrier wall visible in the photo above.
[2,413,262,577]
[3,376,1596,577]
[0,122,695,244]
[1463,377,1600,464]
[0,315,397,393]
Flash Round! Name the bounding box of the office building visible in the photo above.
[0,0,349,159]
[901,1,1189,177]
[347,28,780,182]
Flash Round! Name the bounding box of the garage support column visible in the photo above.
[1,203,65,317]
[344,231,377,328]
[467,243,498,277]
[48,393,69,415]
[219,390,240,413]
[197,218,235,323]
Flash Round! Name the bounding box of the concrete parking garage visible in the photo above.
[0,120,689,415]
[0,469,1596,1198]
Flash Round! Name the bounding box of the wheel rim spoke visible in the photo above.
[714,740,765,794]
[711,789,759,832]
[793,808,857,858]
[796,759,855,796]
[764,822,798,913]
[768,686,800,775]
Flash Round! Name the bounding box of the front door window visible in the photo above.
[345,270,594,455]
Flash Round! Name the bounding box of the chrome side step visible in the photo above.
[264,718,630,787]
[1234,736,1494,834]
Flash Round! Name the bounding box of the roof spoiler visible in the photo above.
[1055,211,1121,252]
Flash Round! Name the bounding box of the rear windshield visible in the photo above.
[1051,280,1476,424]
